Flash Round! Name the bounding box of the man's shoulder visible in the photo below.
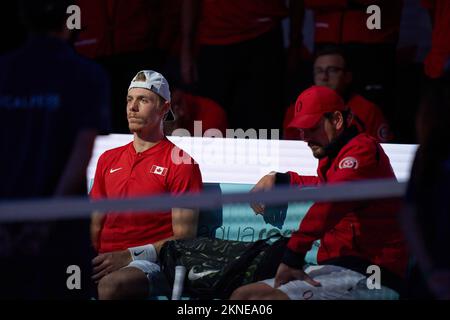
[337,133,379,161]
[162,138,190,158]
[346,132,378,150]
[65,53,109,83]
[161,139,201,176]
[348,94,380,111]
[98,143,130,162]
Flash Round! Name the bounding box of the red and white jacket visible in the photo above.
[280,129,408,287]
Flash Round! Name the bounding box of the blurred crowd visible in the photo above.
[1,0,449,142]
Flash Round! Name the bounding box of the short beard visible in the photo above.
[128,124,140,134]
[311,136,339,159]
[312,147,327,159]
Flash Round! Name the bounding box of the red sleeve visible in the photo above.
[364,105,393,143]
[286,141,381,257]
[168,157,203,195]
[288,171,321,187]
[89,153,107,200]
[287,201,360,256]
[424,0,450,78]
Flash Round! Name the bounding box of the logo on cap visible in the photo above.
[338,157,359,169]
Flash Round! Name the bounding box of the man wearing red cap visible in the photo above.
[231,86,408,300]
[283,46,393,143]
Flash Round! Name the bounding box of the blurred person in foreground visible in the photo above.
[0,0,110,299]
[402,78,450,299]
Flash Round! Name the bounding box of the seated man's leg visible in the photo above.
[98,267,149,300]
[97,260,167,300]
[230,282,289,300]
[234,265,369,300]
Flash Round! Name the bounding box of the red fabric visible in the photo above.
[288,86,346,130]
[283,104,299,140]
[75,0,162,58]
[182,93,228,136]
[286,133,408,277]
[422,0,450,78]
[197,0,288,45]
[304,0,403,44]
[283,94,393,143]
[90,138,202,253]
[347,94,393,143]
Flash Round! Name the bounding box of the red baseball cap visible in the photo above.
[287,86,346,129]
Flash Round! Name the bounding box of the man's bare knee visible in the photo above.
[98,273,124,300]
[230,283,280,300]
[97,268,148,300]
[230,285,252,300]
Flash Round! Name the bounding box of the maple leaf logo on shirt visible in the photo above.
[150,165,168,176]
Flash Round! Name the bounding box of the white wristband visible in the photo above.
[128,244,157,262]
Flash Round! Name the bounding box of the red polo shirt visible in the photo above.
[90,138,202,253]
[75,0,162,58]
[197,0,288,45]
[304,0,403,44]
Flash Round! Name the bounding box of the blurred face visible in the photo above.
[314,54,352,95]
[127,88,169,134]
[299,112,344,159]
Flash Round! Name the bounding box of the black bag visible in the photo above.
[159,235,288,299]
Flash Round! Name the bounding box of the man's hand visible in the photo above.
[92,250,132,282]
[250,172,277,215]
[274,263,321,289]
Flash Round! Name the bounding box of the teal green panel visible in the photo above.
[214,183,318,265]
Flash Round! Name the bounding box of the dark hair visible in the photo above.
[323,109,352,128]
[314,45,351,72]
[19,0,72,33]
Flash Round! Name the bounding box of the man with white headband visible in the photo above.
[89,70,203,299]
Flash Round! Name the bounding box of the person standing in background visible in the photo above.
[0,0,111,299]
